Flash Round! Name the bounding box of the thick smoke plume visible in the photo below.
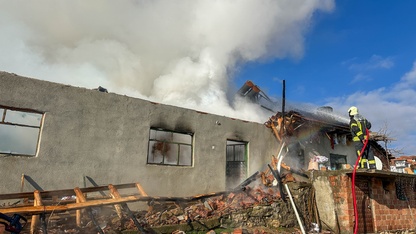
[0,0,334,122]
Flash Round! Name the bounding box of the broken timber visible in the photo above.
[0,182,262,233]
[0,183,245,216]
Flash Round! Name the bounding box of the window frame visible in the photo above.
[226,140,248,163]
[147,128,194,166]
[329,153,347,170]
[0,105,44,157]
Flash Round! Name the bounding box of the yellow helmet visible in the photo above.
[348,106,358,116]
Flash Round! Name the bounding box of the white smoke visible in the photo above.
[0,0,334,122]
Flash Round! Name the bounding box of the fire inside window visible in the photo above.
[0,106,44,156]
[147,128,193,166]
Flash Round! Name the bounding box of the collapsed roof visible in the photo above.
[237,80,277,113]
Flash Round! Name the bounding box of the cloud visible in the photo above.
[0,0,334,123]
[346,55,394,72]
[394,61,416,89]
[350,73,372,84]
[326,61,416,155]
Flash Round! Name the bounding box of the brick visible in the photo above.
[338,215,350,221]
[233,228,243,234]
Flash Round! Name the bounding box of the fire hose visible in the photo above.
[351,128,369,234]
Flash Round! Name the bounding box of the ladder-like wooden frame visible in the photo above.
[0,182,149,233]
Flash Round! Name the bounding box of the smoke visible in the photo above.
[0,0,334,122]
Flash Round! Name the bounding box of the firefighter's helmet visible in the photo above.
[348,106,359,116]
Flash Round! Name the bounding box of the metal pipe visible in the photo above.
[275,142,286,163]
[282,80,286,135]
[282,80,285,119]
[267,164,286,201]
[285,184,306,234]
[276,141,306,234]
[277,151,287,174]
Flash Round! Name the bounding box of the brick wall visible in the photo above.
[329,174,354,232]
[328,173,416,233]
[371,177,416,232]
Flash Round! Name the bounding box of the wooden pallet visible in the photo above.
[0,182,149,233]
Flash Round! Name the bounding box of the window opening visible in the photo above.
[0,106,44,156]
[147,128,193,166]
[330,154,347,170]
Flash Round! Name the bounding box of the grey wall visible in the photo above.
[0,72,278,197]
[273,127,357,171]
[301,130,357,169]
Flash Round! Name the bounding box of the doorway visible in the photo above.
[226,140,248,189]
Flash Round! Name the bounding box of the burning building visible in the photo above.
[0,71,280,196]
[0,72,415,233]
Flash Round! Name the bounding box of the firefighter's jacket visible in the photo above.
[349,115,371,142]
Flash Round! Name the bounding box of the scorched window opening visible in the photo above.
[147,128,193,166]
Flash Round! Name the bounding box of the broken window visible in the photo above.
[330,154,347,170]
[147,128,193,166]
[226,140,248,189]
[0,106,44,156]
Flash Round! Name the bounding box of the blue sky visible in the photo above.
[235,1,416,155]
[236,1,416,104]
[1,0,416,155]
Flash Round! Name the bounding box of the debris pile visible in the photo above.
[144,185,282,227]
[32,181,311,233]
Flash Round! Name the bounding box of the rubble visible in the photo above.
[24,173,313,234]
[121,183,310,233]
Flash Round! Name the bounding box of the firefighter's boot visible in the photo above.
[368,160,376,169]
[360,159,369,169]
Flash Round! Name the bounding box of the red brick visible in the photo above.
[233,228,243,234]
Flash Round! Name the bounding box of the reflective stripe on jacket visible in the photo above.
[350,118,369,142]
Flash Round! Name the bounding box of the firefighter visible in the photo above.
[348,106,376,169]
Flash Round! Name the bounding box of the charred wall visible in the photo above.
[0,72,278,197]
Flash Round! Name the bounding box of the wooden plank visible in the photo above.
[0,183,138,200]
[74,188,105,234]
[110,184,146,233]
[73,187,86,203]
[20,174,25,193]
[0,190,234,215]
[74,188,87,228]
[135,183,148,196]
[30,190,42,234]
[76,196,82,227]
[108,184,123,218]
